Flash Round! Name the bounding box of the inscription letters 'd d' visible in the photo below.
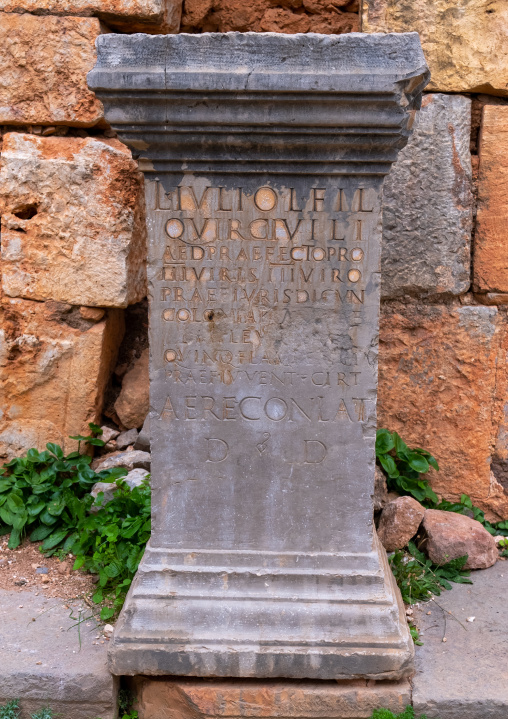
[88,32,429,680]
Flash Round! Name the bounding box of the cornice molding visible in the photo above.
[89,32,429,176]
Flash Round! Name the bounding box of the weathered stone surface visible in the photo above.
[362,0,508,96]
[0,0,182,32]
[94,449,151,471]
[131,677,411,719]
[100,425,120,443]
[0,296,124,461]
[474,106,508,296]
[0,589,118,719]
[80,306,106,322]
[114,348,149,428]
[123,466,150,487]
[181,0,358,33]
[373,465,388,512]
[0,133,146,308]
[378,301,508,520]
[90,32,429,679]
[475,293,508,306]
[422,509,498,569]
[0,14,103,126]
[470,95,508,155]
[378,496,425,552]
[382,94,472,299]
[134,414,151,451]
[116,427,139,449]
[413,562,508,719]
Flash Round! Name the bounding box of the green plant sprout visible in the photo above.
[0,699,20,719]
[375,428,439,503]
[370,708,431,719]
[0,425,149,620]
[72,479,151,621]
[390,542,472,605]
[30,710,57,719]
[0,701,59,719]
[0,423,126,550]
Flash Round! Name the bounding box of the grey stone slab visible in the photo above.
[0,588,117,719]
[381,93,473,299]
[91,31,429,93]
[89,32,429,680]
[116,428,139,450]
[413,562,508,719]
[95,449,151,471]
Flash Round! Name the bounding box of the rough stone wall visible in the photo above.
[0,0,507,519]
[362,0,508,520]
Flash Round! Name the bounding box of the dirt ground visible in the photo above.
[0,535,96,602]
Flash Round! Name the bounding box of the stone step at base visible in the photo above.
[0,589,117,719]
[128,676,411,719]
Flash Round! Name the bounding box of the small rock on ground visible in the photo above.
[422,509,498,569]
[93,449,151,472]
[116,427,139,450]
[100,425,119,444]
[90,469,149,510]
[114,348,149,429]
[377,495,425,551]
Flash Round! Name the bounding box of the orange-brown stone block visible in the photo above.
[0,133,147,308]
[129,678,411,719]
[378,301,508,520]
[0,0,181,32]
[181,0,358,34]
[0,14,103,126]
[0,295,124,460]
[474,106,508,296]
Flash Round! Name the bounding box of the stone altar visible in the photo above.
[88,31,429,679]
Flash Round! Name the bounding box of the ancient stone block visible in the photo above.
[362,0,508,96]
[0,296,124,461]
[413,563,508,719]
[180,0,358,33]
[0,0,182,32]
[473,106,508,296]
[89,32,429,679]
[0,14,103,126]
[378,301,508,520]
[381,94,472,299]
[130,677,411,719]
[0,588,118,719]
[0,133,146,308]
[422,509,498,569]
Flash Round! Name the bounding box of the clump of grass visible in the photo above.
[390,541,472,605]
[0,699,20,719]
[371,707,430,719]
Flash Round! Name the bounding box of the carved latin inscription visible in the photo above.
[147,179,378,481]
